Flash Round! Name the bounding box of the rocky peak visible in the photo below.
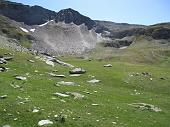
[55,8,96,30]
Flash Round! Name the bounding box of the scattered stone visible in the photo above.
[0,95,8,99]
[69,68,86,74]
[160,77,166,80]
[33,108,40,113]
[129,103,162,112]
[92,104,99,106]
[87,79,101,83]
[56,81,75,86]
[112,121,117,124]
[38,120,53,126]
[104,64,112,67]
[0,58,7,64]
[66,92,85,99]
[60,99,66,103]
[28,60,35,63]
[3,56,13,61]
[15,76,27,81]
[53,92,69,97]
[142,72,151,77]
[46,60,54,67]
[35,70,39,73]
[0,66,6,72]
[13,118,18,121]
[49,73,66,78]
[69,74,81,77]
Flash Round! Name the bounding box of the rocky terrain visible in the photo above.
[0,1,170,126]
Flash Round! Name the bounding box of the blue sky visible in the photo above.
[11,0,170,25]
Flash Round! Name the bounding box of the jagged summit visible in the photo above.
[55,8,96,30]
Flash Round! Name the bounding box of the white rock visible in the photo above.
[56,81,75,86]
[33,109,39,113]
[38,120,53,126]
[104,64,112,67]
[53,92,69,97]
[46,60,54,67]
[15,76,27,81]
[0,95,7,99]
[87,79,101,83]
[69,74,81,77]
[92,104,99,106]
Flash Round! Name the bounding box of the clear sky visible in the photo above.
[11,0,170,25]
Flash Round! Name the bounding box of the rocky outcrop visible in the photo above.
[55,8,96,30]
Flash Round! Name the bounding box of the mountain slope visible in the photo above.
[0,0,56,25]
[55,8,96,30]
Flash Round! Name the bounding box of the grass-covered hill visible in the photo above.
[0,34,170,127]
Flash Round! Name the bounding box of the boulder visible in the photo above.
[38,120,53,126]
[69,68,86,74]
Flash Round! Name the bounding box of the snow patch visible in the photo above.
[30,28,35,32]
[20,27,29,33]
[39,20,54,27]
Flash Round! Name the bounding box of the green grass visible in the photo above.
[0,47,170,127]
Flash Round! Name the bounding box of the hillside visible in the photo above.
[0,1,170,127]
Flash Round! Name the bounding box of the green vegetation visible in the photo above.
[0,43,170,126]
